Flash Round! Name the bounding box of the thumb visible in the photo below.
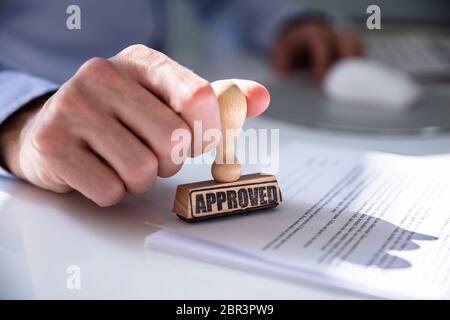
[230,79,270,118]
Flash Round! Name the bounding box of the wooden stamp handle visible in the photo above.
[210,80,247,182]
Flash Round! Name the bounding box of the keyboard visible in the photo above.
[366,34,450,79]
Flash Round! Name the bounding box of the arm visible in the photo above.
[0,70,59,176]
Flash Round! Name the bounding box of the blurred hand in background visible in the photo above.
[271,20,362,81]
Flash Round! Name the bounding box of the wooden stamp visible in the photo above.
[173,173,282,221]
[173,80,282,221]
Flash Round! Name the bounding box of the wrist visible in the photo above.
[0,95,49,177]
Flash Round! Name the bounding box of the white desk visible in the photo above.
[2,114,450,299]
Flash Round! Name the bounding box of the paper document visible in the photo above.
[146,142,450,299]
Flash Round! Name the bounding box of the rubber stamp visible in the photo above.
[173,80,282,221]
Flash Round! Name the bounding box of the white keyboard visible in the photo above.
[366,34,450,77]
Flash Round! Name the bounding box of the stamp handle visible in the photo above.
[210,80,247,182]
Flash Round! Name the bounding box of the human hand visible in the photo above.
[271,20,362,81]
[0,45,269,206]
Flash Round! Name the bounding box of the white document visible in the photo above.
[146,142,450,299]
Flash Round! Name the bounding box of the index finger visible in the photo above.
[110,45,220,153]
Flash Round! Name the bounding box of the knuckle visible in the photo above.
[50,86,82,117]
[78,57,112,76]
[96,180,125,207]
[76,57,117,83]
[120,44,147,55]
[118,44,171,74]
[31,124,62,156]
[119,44,159,60]
[179,80,215,111]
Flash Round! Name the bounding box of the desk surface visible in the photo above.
[2,114,450,299]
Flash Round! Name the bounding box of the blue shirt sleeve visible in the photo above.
[0,70,58,124]
[0,70,59,178]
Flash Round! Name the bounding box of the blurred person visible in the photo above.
[0,0,360,206]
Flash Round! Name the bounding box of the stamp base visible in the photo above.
[172,173,282,222]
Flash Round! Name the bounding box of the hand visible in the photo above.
[271,20,362,81]
[0,45,269,206]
